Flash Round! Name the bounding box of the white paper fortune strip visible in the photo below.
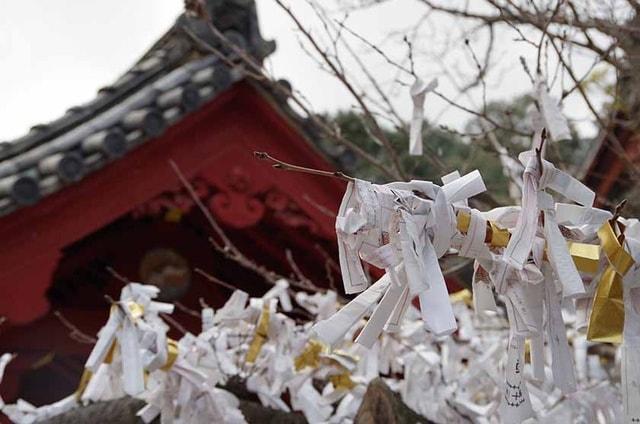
[409,77,438,156]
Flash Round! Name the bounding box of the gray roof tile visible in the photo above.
[0,0,281,217]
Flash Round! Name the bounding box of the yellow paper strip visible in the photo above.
[104,340,117,364]
[294,340,326,371]
[587,267,624,343]
[126,301,145,321]
[449,288,472,306]
[456,211,471,233]
[568,242,601,274]
[161,338,180,371]
[587,222,635,344]
[246,305,270,364]
[75,369,93,400]
[598,222,634,275]
[456,211,509,247]
[329,372,356,390]
[489,222,510,247]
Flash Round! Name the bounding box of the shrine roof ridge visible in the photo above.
[0,0,279,217]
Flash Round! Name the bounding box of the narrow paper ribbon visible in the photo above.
[456,211,512,248]
[536,79,571,141]
[543,265,577,394]
[539,191,585,298]
[458,211,599,274]
[568,242,600,274]
[160,338,179,371]
[246,304,270,363]
[409,78,438,155]
[587,221,635,344]
[75,369,93,401]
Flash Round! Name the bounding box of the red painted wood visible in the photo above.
[583,112,640,206]
[0,82,344,324]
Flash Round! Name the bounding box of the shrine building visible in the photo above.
[0,0,345,404]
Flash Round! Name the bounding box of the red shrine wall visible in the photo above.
[0,82,345,405]
[0,81,344,325]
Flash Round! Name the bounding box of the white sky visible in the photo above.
[0,0,608,142]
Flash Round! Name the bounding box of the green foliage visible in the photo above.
[321,109,511,202]
[323,94,591,206]
[465,94,589,171]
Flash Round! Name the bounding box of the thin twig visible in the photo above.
[611,199,627,224]
[254,151,354,182]
[53,311,97,344]
[181,7,398,181]
[171,160,323,293]
[314,244,340,291]
[106,266,130,285]
[160,313,187,335]
[195,268,238,292]
[536,0,565,74]
[536,128,547,173]
[546,36,640,180]
[302,193,337,218]
[285,249,314,287]
[273,0,408,181]
[174,302,201,318]
[403,36,417,76]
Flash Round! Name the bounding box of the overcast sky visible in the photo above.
[0,1,605,142]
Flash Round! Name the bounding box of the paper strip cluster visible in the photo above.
[314,124,640,421]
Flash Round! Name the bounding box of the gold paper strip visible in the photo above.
[75,369,93,400]
[456,211,471,233]
[126,301,145,321]
[449,288,473,306]
[598,222,634,275]
[294,340,326,371]
[456,211,509,247]
[587,222,634,344]
[329,372,356,390]
[161,338,180,371]
[489,222,510,247]
[245,305,270,364]
[568,242,601,274]
[104,340,117,364]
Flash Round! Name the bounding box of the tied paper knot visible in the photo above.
[587,221,635,344]
[323,170,487,349]
[138,334,246,424]
[82,284,175,397]
[456,210,509,251]
[76,337,179,400]
[500,147,594,298]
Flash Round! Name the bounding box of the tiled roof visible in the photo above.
[0,0,276,217]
